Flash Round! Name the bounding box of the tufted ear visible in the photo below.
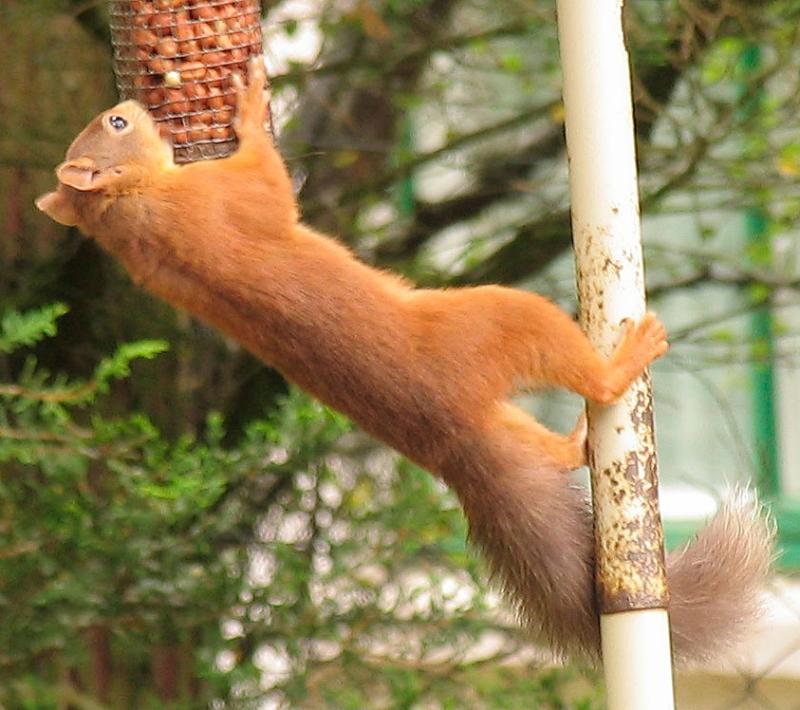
[35,188,80,227]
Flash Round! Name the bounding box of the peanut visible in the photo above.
[110,0,267,159]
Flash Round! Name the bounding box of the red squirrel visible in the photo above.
[37,58,772,662]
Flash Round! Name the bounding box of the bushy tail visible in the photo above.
[447,445,774,663]
[666,490,774,662]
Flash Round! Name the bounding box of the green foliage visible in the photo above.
[0,307,601,707]
[13,0,800,704]
[0,303,69,354]
[0,307,337,703]
[93,340,170,395]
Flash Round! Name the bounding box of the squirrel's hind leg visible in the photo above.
[540,312,668,406]
[488,402,588,472]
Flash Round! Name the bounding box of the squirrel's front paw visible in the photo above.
[232,57,271,139]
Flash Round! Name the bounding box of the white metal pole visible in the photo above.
[555,2,675,708]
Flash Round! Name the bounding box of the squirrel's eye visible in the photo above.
[108,115,128,131]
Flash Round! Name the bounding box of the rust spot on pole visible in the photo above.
[590,376,668,614]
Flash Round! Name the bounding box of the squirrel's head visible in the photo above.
[36,101,172,226]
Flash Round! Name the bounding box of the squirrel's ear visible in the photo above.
[35,189,80,227]
[57,158,133,193]
[56,158,99,191]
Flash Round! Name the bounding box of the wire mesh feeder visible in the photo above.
[109,0,267,163]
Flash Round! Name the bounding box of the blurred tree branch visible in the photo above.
[289,0,774,284]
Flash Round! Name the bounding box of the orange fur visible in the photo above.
[37,59,773,662]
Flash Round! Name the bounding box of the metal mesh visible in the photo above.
[109,0,264,163]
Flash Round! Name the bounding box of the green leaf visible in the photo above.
[284,18,299,36]
[0,303,68,353]
[500,52,524,73]
[93,340,170,393]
